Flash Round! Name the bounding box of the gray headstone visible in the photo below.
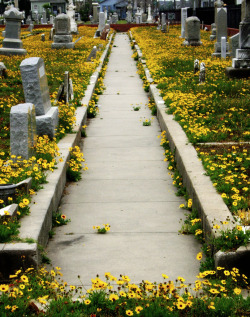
[212,7,229,57]
[92,2,99,23]
[141,13,147,23]
[10,103,37,159]
[161,13,166,32]
[181,8,188,38]
[52,14,74,49]
[64,71,69,103]
[183,16,202,46]
[199,62,205,83]
[41,33,45,41]
[0,6,27,56]
[229,33,239,57]
[20,57,51,116]
[87,46,97,61]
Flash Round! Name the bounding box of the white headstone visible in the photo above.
[221,36,227,58]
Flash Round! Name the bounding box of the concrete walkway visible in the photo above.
[46,33,201,287]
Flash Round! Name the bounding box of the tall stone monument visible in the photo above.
[67,0,78,34]
[226,0,250,78]
[210,0,224,41]
[147,4,153,23]
[180,8,188,38]
[93,2,99,23]
[126,0,133,23]
[52,14,75,49]
[0,6,27,56]
[161,13,166,33]
[183,16,202,46]
[212,7,229,57]
[95,12,105,37]
[10,103,37,159]
[20,57,59,138]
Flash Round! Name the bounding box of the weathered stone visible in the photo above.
[0,6,27,56]
[0,62,7,77]
[41,33,45,41]
[52,14,74,49]
[183,16,202,46]
[229,33,239,58]
[36,107,59,138]
[0,204,18,218]
[161,13,166,32]
[180,8,188,38]
[20,57,51,116]
[10,103,37,159]
[212,7,230,57]
[92,2,99,23]
[95,12,105,37]
[87,46,97,61]
[67,0,78,34]
[199,62,205,83]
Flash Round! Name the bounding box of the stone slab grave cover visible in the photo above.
[0,6,27,56]
[20,57,59,138]
[226,0,250,78]
[182,16,202,46]
[10,103,37,160]
[52,14,75,49]
[212,7,229,57]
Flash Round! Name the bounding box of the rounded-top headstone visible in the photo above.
[54,13,70,35]
[185,16,201,41]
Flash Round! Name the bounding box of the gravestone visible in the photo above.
[194,59,199,73]
[87,46,97,62]
[100,24,110,40]
[20,57,59,138]
[157,19,161,30]
[67,0,78,34]
[95,12,105,37]
[112,12,118,23]
[183,16,202,46]
[41,33,45,41]
[210,0,224,41]
[229,33,239,58]
[0,62,7,77]
[0,6,27,56]
[50,15,54,24]
[64,71,69,103]
[142,13,147,23]
[49,27,55,40]
[126,0,133,23]
[162,23,166,32]
[221,36,227,58]
[199,62,205,83]
[212,8,229,57]
[92,2,99,23]
[135,8,141,24]
[226,0,250,78]
[161,13,166,32]
[42,10,47,24]
[104,7,108,20]
[52,14,74,49]
[10,103,37,159]
[180,8,188,38]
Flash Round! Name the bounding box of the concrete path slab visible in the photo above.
[46,33,201,287]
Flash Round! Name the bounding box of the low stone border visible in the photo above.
[0,34,114,281]
[130,31,250,275]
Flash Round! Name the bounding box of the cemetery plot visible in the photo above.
[131,25,249,218]
[0,26,108,243]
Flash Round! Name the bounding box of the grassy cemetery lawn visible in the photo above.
[0,26,107,243]
[131,26,249,218]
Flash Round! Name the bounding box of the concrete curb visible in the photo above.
[130,31,250,275]
[0,34,114,281]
